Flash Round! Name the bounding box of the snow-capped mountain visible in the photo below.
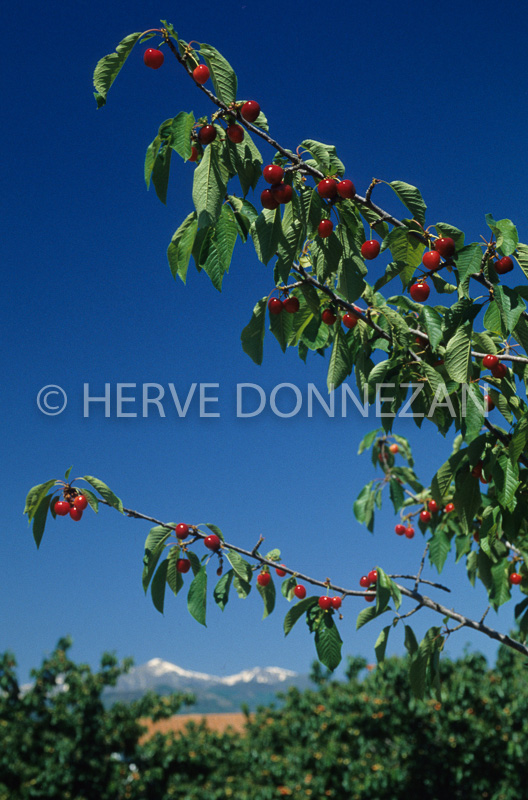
[103,658,310,713]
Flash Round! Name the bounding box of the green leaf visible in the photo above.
[32,494,52,549]
[167,212,198,283]
[485,214,519,256]
[494,455,520,510]
[374,625,391,665]
[151,560,168,614]
[358,428,382,454]
[187,566,208,626]
[187,550,202,576]
[80,487,99,513]
[381,227,425,271]
[377,566,402,611]
[233,574,252,598]
[224,135,263,197]
[300,139,345,177]
[192,143,228,228]
[515,243,528,279]
[509,415,528,464]
[213,569,233,611]
[250,208,282,265]
[199,43,237,105]
[403,625,419,656]
[314,615,343,671]
[269,305,295,352]
[327,326,352,391]
[492,285,526,335]
[281,576,297,600]
[168,111,195,160]
[225,551,253,583]
[456,243,482,292]
[409,626,442,700]
[64,466,73,481]
[428,530,451,573]
[93,32,142,107]
[82,476,124,513]
[453,472,482,535]
[356,604,388,630]
[444,325,472,383]
[24,479,56,520]
[205,523,225,541]
[241,297,267,365]
[198,204,238,291]
[435,223,465,250]
[389,479,405,513]
[489,560,511,610]
[284,596,318,635]
[142,526,173,593]
[389,181,427,225]
[257,577,276,619]
[419,306,443,349]
[151,144,172,205]
[431,451,465,499]
[166,548,184,597]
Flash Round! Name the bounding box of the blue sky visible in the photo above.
[3,0,528,685]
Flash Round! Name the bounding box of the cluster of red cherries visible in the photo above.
[394,500,455,540]
[171,523,222,574]
[53,494,88,522]
[358,569,378,602]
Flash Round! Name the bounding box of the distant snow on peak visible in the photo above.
[145,658,214,681]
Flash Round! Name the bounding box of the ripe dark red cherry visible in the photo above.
[226,124,244,143]
[485,394,495,412]
[54,500,71,516]
[294,584,306,599]
[434,237,456,258]
[175,523,189,540]
[189,146,199,162]
[69,506,83,522]
[240,101,261,122]
[257,572,271,587]
[337,179,356,199]
[282,296,300,313]
[361,240,380,260]
[445,502,455,513]
[263,164,284,184]
[204,534,221,551]
[422,250,442,270]
[318,596,332,610]
[261,189,280,210]
[483,354,499,369]
[275,565,287,577]
[491,362,508,379]
[270,183,293,204]
[428,500,438,513]
[343,312,358,329]
[510,572,522,585]
[198,125,217,145]
[410,282,430,302]
[268,297,283,315]
[367,569,378,585]
[471,462,483,479]
[317,179,338,199]
[420,510,432,524]
[495,256,514,274]
[473,531,480,543]
[73,495,88,511]
[176,558,191,573]
[405,526,415,539]
[192,64,210,84]
[331,597,342,609]
[365,593,376,602]
[318,219,334,238]
[144,49,164,69]
[359,575,371,588]
[322,309,337,325]
[395,524,406,536]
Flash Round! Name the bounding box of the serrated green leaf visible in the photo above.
[314,615,343,671]
[151,560,168,614]
[404,625,419,656]
[192,144,228,229]
[269,305,295,353]
[515,243,528,279]
[233,574,252,598]
[428,530,451,573]
[486,214,519,256]
[453,472,483,535]
[250,208,282,265]
[492,285,526,335]
[142,527,173,593]
[389,479,405,513]
[241,297,267,365]
[300,139,345,177]
[80,487,99,513]
[166,548,184,597]
[225,551,253,583]
[284,596,318,635]
[187,550,202,576]
[168,111,195,160]
[24,479,56,520]
[199,43,237,105]
[213,569,233,611]
[167,212,198,283]
[419,306,443,349]
[187,566,207,626]
[444,325,472,383]
[435,223,465,250]
[32,494,52,549]
[198,204,238,291]
[358,428,382,454]
[257,577,276,619]
[151,143,172,205]
[509,415,528,464]
[431,451,465,499]
[456,243,482,293]
[83,476,123,512]
[356,604,388,630]
[327,326,352,391]
[374,625,391,665]
[389,181,427,225]
[494,455,520,509]
[93,33,142,106]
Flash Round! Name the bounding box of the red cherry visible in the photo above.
[491,362,508,379]
[275,565,287,577]
[192,64,210,84]
[318,596,332,610]
[422,250,442,270]
[405,526,415,539]
[342,312,358,329]
[434,237,456,258]
[73,495,88,511]
[359,575,371,588]
[282,296,300,313]
[428,500,438,513]
[410,282,430,302]
[444,503,455,513]
[336,179,356,199]
[189,146,199,162]
[204,534,221,551]
[482,354,499,369]
[495,256,514,274]
[420,510,432,524]
[263,164,284,184]
[175,523,189,540]
[54,500,71,516]
[321,309,337,325]
[317,179,338,199]
[257,572,271,587]
[69,506,83,522]
[318,219,334,238]
[331,597,342,609]
[473,531,480,543]
[510,572,522,585]
[389,444,399,454]
[270,183,293,204]
[294,584,306,599]
[367,569,378,585]
[261,189,280,210]
[268,297,283,315]
[198,125,217,145]
[176,558,191,573]
[485,394,495,412]
[226,124,244,143]
[144,49,164,69]
[240,101,261,122]
[395,524,406,536]
[471,462,483,479]
[361,240,380,260]
[365,593,376,602]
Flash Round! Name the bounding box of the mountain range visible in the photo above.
[102,658,311,714]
